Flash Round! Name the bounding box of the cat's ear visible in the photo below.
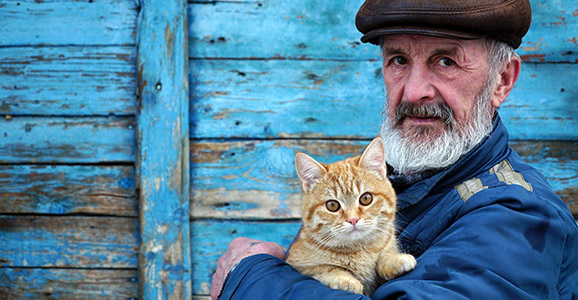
[359,137,387,180]
[295,152,326,193]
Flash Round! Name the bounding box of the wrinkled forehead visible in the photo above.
[380,34,489,61]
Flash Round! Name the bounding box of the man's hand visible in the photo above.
[210,237,286,300]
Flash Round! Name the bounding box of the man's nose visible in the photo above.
[403,64,436,103]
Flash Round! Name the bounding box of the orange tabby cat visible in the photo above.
[286,137,416,296]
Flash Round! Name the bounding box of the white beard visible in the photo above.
[379,79,496,175]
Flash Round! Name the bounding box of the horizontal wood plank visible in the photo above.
[0,268,138,299]
[190,140,578,219]
[0,216,138,268]
[191,220,301,295]
[190,60,577,140]
[0,0,137,46]
[189,0,578,62]
[0,116,135,163]
[0,165,136,216]
[0,46,137,116]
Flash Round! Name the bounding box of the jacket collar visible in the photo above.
[394,114,511,210]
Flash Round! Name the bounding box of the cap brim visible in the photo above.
[361,26,486,45]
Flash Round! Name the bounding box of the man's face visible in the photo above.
[382,35,492,139]
[379,35,497,174]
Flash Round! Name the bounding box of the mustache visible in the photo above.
[394,101,454,126]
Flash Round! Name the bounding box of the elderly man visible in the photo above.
[210,0,578,299]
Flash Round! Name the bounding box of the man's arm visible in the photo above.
[210,237,286,299]
[370,196,573,299]
[212,196,575,299]
[218,254,369,300]
[211,237,369,300]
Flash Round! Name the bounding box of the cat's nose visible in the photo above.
[347,218,359,226]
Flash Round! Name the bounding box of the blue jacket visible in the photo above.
[218,115,578,299]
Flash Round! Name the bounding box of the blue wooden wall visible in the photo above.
[0,0,140,298]
[0,0,576,299]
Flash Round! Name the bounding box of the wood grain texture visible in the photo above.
[0,46,137,116]
[190,140,578,219]
[136,0,192,298]
[188,0,578,62]
[0,116,135,163]
[0,165,136,216]
[190,59,577,140]
[190,220,301,295]
[0,216,138,268]
[0,0,138,46]
[0,268,138,299]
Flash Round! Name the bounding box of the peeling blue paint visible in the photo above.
[212,201,259,212]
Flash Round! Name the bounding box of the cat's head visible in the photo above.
[294,137,397,248]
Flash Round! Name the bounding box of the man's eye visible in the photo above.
[438,57,456,67]
[392,56,408,65]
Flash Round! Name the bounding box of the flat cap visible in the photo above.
[355,0,531,49]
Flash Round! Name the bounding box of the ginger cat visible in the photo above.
[286,137,416,296]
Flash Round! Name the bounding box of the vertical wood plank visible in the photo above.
[136,0,191,299]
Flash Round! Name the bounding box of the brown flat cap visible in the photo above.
[356,0,531,49]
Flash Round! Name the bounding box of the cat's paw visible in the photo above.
[321,274,364,294]
[378,253,417,280]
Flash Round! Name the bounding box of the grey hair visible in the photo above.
[482,38,521,84]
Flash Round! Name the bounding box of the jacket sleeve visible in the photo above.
[371,193,574,299]
[218,254,368,300]
[219,195,576,300]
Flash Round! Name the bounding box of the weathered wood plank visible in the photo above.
[0,46,137,116]
[191,220,301,296]
[513,141,578,213]
[0,268,138,299]
[190,59,577,140]
[0,0,138,46]
[190,140,578,219]
[189,0,578,62]
[0,116,135,163]
[136,0,192,298]
[520,0,578,62]
[500,63,578,140]
[0,165,136,216]
[0,216,138,268]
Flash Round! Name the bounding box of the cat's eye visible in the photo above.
[325,200,341,212]
[359,192,373,206]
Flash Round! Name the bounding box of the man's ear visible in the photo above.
[491,58,521,108]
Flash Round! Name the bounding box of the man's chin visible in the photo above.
[399,124,446,142]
